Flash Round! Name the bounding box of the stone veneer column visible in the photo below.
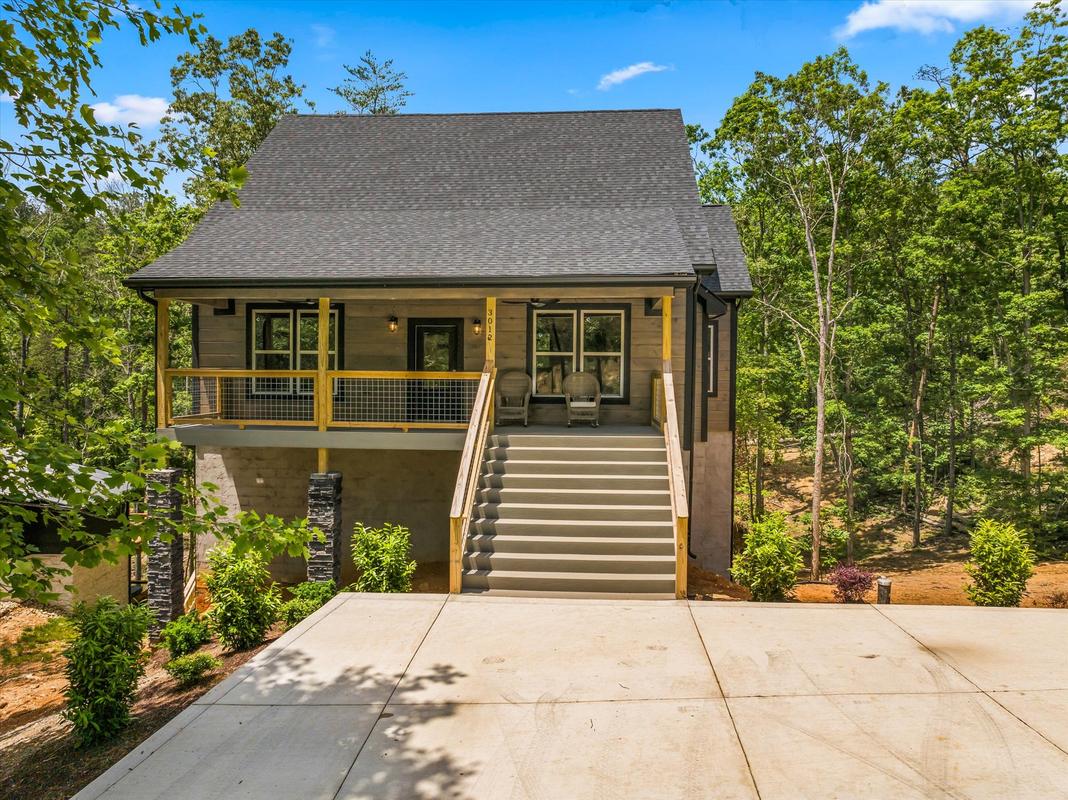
[146,468,185,638]
[307,471,343,585]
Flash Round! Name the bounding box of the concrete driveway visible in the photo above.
[76,594,1068,800]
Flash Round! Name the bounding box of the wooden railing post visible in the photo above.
[155,298,170,429]
[485,296,496,365]
[317,297,330,473]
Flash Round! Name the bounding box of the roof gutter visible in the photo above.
[123,273,697,291]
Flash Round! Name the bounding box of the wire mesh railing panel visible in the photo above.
[331,375,479,426]
[168,372,317,425]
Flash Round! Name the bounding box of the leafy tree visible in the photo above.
[708,50,888,578]
[0,0,204,601]
[329,50,413,115]
[159,29,307,205]
[703,2,1068,563]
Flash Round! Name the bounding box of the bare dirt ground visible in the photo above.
[705,447,1068,607]
[0,602,282,800]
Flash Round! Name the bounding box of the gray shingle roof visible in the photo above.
[702,205,752,295]
[128,110,748,289]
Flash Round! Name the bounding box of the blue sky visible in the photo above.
[1,0,1038,194]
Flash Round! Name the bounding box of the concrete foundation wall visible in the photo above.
[195,446,458,585]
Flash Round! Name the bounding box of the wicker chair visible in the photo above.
[495,370,532,426]
[562,371,601,427]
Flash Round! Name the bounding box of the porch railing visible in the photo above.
[448,363,496,592]
[656,360,689,599]
[164,368,482,430]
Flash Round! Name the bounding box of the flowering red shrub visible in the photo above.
[828,564,875,603]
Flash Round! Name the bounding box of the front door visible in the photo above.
[407,319,464,422]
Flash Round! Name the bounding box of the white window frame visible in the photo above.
[531,308,625,399]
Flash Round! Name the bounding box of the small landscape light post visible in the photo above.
[877,576,892,604]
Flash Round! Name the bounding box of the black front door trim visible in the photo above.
[406,318,464,371]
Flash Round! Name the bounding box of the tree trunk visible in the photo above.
[909,288,941,547]
[946,340,957,539]
[16,333,28,437]
[811,319,829,580]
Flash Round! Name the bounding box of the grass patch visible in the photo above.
[1,616,76,668]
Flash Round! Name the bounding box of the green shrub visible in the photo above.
[63,597,152,746]
[965,519,1035,607]
[205,545,280,650]
[159,612,210,659]
[351,522,416,592]
[799,519,848,572]
[279,580,337,629]
[730,514,803,601]
[164,652,222,686]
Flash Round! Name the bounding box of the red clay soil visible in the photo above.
[0,606,282,800]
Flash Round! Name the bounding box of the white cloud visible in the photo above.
[597,61,671,91]
[90,94,169,126]
[838,0,1033,38]
[311,24,336,49]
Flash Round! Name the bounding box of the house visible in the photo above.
[5,461,140,610]
[126,110,752,599]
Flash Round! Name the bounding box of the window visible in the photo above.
[705,318,719,397]
[249,306,340,395]
[531,307,626,399]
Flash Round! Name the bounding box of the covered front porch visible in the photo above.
[150,285,689,597]
[154,286,684,447]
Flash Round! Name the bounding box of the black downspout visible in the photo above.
[728,299,740,565]
[684,282,698,560]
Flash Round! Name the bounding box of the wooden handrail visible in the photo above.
[660,359,689,599]
[328,370,482,380]
[448,363,496,593]
[165,368,318,378]
[167,368,482,380]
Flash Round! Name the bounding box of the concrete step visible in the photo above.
[489,433,663,448]
[463,551,676,574]
[466,533,675,556]
[475,502,672,522]
[459,588,676,600]
[476,487,671,506]
[461,569,675,594]
[484,459,669,476]
[470,517,675,537]
[479,473,670,491]
[484,446,667,463]
[461,551,674,572]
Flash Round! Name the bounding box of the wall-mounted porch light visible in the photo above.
[472,318,482,336]
[387,315,399,333]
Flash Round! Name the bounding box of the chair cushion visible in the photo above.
[570,401,597,408]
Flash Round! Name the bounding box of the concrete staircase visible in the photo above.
[461,430,676,597]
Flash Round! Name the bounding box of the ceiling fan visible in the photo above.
[501,298,560,308]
